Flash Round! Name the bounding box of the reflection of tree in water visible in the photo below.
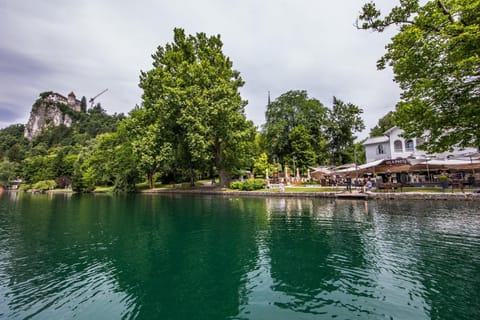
[109,195,264,320]
[372,200,480,320]
[1,194,125,318]
[266,198,376,315]
[1,194,264,320]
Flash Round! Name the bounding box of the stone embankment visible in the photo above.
[141,188,480,201]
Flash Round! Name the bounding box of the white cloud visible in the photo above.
[0,0,401,139]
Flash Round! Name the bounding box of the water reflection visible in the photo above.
[0,194,479,319]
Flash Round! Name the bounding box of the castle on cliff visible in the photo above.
[46,92,82,111]
[24,91,84,140]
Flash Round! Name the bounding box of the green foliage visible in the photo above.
[32,180,56,191]
[80,96,87,113]
[0,158,18,184]
[253,152,271,177]
[22,153,56,183]
[263,90,329,167]
[0,124,26,160]
[73,103,125,138]
[358,0,480,151]
[76,131,140,193]
[229,181,243,189]
[326,97,365,165]
[138,28,254,187]
[125,109,174,189]
[229,179,266,191]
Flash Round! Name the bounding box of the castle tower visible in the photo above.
[67,91,81,111]
[68,91,76,105]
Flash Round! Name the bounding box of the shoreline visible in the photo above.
[5,188,480,201]
[140,188,480,201]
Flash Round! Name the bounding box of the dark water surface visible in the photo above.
[0,192,479,319]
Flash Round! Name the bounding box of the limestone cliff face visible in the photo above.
[23,104,72,140]
[24,92,82,140]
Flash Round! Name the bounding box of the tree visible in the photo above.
[139,28,253,187]
[326,97,365,165]
[0,158,18,184]
[80,131,139,192]
[253,152,271,177]
[288,125,317,171]
[125,109,174,189]
[0,124,26,160]
[80,96,87,113]
[369,111,397,137]
[263,90,329,166]
[358,0,480,152]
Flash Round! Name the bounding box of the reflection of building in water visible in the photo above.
[265,197,317,216]
[264,197,332,218]
[264,197,372,222]
[8,191,20,202]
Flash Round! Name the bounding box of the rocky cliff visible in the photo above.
[24,91,83,140]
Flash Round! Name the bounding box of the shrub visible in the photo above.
[230,181,242,189]
[32,180,57,191]
[230,179,266,191]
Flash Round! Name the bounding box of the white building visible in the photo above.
[363,127,478,163]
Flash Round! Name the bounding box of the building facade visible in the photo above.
[363,127,477,163]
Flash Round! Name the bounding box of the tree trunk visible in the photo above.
[214,138,230,187]
[189,168,195,187]
[218,168,230,188]
[148,172,154,189]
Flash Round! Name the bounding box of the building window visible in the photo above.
[377,144,385,155]
[394,140,403,152]
[406,139,414,152]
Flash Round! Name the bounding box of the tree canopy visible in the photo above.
[138,28,255,187]
[263,90,329,168]
[358,0,480,152]
[263,91,365,168]
[326,97,365,165]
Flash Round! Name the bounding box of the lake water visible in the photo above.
[0,192,479,320]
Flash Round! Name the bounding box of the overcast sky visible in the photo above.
[0,0,401,139]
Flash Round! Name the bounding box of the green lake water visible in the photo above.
[0,192,479,320]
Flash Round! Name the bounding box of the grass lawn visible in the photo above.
[94,186,114,192]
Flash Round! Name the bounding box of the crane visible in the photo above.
[89,88,108,108]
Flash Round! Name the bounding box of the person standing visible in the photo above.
[346,175,352,193]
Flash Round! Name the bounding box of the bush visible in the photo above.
[230,179,266,191]
[18,184,32,191]
[32,180,57,191]
[230,181,243,189]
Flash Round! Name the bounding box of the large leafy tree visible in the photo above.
[358,0,480,152]
[139,28,253,187]
[326,97,365,165]
[263,90,329,168]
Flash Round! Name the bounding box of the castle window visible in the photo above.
[394,140,403,152]
[406,139,414,152]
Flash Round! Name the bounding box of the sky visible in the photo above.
[0,0,401,139]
